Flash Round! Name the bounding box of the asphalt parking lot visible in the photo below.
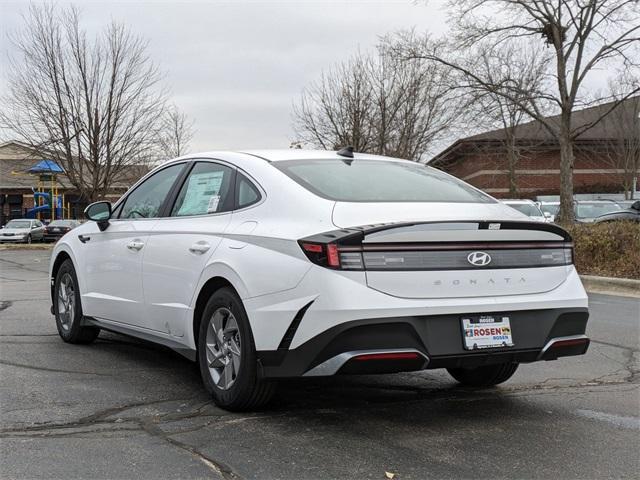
[0,248,638,480]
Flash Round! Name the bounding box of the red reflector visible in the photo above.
[550,338,588,348]
[301,243,323,253]
[326,243,340,267]
[353,352,420,361]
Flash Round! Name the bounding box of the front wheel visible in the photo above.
[197,287,276,411]
[54,259,100,344]
[25,234,32,244]
[447,363,519,387]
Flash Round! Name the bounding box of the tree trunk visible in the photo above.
[557,126,576,224]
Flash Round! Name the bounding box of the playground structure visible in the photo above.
[23,160,71,221]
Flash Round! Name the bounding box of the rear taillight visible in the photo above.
[300,242,362,269]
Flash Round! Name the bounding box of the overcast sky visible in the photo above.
[0,0,451,153]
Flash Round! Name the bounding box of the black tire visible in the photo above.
[25,234,32,244]
[54,259,100,344]
[447,363,519,387]
[197,287,276,411]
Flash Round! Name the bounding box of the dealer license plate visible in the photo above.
[461,315,514,350]
[53,228,60,232]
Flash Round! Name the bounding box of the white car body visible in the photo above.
[49,150,589,392]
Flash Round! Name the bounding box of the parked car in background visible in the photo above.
[49,149,589,411]
[501,199,551,222]
[0,219,45,243]
[594,200,640,223]
[43,220,81,242]
[575,200,622,223]
[539,201,560,222]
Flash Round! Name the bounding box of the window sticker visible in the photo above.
[207,195,221,213]
[177,171,224,216]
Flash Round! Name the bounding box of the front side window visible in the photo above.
[274,160,494,203]
[171,162,234,216]
[119,163,184,219]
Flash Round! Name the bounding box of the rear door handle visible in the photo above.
[189,241,211,255]
[127,240,145,251]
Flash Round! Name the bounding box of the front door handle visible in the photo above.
[78,234,91,244]
[189,241,211,255]
[126,239,145,251]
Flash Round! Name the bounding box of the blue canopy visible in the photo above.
[27,159,65,174]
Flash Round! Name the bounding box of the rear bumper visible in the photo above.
[257,307,589,378]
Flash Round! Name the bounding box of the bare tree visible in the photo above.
[462,42,551,196]
[156,104,195,159]
[292,48,461,161]
[578,73,640,198]
[391,0,640,223]
[0,4,179,202]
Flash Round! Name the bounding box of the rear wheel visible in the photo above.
[447,363,518,387]
[54,259,100,344]
[197,287,276,411]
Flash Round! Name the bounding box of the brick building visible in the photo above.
[0,141,146,224]
[430,97,639,198]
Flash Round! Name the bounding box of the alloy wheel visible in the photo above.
[205,307,242,390]
[57,272,75,331]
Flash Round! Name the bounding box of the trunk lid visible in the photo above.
[329,203,572,299]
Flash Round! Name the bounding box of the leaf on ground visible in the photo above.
[385,472,396,479]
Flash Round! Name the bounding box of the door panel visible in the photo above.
[142,161,236,336]
[80,162,187,326]
[142,215,232,336]
[81,220,155,324]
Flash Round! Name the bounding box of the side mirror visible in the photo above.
[84,201,112,231]
[631,200,640,211]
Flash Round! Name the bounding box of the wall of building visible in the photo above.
[441,147,628,198]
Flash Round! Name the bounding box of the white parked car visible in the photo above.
[501,200,551,223]
[49,149,590,410]
[0,218,45,243]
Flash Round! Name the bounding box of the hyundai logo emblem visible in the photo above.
[467,251,492,266]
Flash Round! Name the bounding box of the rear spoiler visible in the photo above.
[301,220,572,246]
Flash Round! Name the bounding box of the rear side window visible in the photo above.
[274,160,493,203]
[236,173,261,209]
[171,162,234,216]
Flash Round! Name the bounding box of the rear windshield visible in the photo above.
[274,160,494,203]
[575,202,621,218]
[505,203,542,216]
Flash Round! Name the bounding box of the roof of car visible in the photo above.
[177,149,414,164]
[501,199,536,204]
[241,149,413,163]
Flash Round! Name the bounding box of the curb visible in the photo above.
[580,275,640,298]
[0,244,54,251]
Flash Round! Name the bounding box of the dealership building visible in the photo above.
[430,97,639,199]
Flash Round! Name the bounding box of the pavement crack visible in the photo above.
[141,420,240,479]
[591,339,639,353]
[0,358,111,376]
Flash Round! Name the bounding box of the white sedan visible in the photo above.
[49,149,590,410]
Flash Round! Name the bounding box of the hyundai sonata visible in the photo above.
[49,149,589,410]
